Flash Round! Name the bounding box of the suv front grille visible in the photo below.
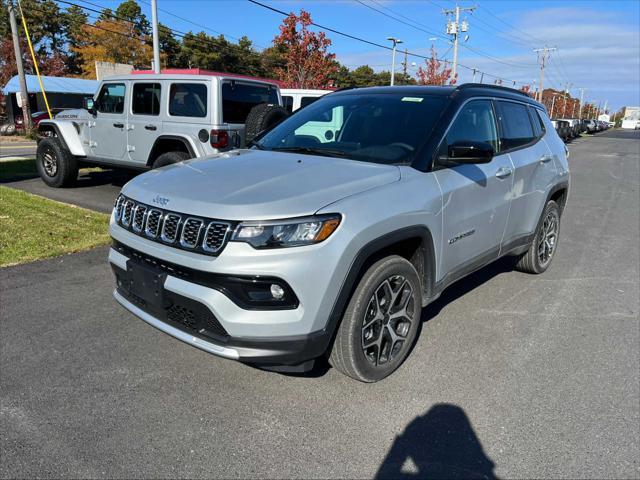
[132,205,147,233]
[145,209,162,238]
[113,194,233,256]
[161,213,181,243]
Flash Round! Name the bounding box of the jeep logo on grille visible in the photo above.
[152,195,170,206]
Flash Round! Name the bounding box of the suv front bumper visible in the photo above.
[108,241,337,368]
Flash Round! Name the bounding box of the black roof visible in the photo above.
[334,83,544,109]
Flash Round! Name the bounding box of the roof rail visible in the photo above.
[456,83,533,99]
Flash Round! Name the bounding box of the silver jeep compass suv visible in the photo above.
[108,84,569,382]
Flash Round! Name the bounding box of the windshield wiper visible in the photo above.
[270,146,350,158]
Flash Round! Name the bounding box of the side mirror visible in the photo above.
[84,97,96,115]
[447,141,493,164]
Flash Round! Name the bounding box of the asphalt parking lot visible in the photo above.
[1,130,639,478]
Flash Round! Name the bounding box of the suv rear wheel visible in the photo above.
[36,137,78,188]
[515,200,561,274]
[330,255,422,382]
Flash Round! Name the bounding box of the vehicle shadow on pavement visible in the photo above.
[375,403,498,479]
[421,256,516,323]
[74,169,138,188]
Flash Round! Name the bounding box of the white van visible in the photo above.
[280,89,332,113]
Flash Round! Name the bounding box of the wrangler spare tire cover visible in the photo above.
[244,103,289,145]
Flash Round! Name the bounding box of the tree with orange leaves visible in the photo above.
[272,10,337,89]
[416,46,456,86]
[71,18,153,78]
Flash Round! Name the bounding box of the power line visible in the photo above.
[478,3,545,46]
[247,0,531,88]
[469,10,535,49]
[136,0,270,50]
[354,0,448,40]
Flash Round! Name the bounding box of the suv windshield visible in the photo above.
[256,93,447,165]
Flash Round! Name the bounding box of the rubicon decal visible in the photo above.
[449,229,476,245]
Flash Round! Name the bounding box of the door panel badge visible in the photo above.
[449,229,476,245]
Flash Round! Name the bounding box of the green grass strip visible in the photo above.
[0,186,111,267]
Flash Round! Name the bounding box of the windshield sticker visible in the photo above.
[401,97,424,103]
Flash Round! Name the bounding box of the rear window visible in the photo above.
[132,83,161,116]
[497,101,536,150]
[300,96,319,109]
[169,83,207,117]
[222,82,278,123]
[529,107,546,138]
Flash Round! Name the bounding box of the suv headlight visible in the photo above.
[232,214,341,249]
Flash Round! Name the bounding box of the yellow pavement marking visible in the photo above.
[0,145,36,149]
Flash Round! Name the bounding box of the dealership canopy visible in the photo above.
[3,75,98,95]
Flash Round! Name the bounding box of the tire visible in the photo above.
[36,137,78,188]
[152,151,190,169]
[244,103,289,145]
[515,200,561,274]
[329,255,423,383]
[5,124,15,135]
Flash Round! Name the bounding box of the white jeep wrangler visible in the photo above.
[36,73,287,187]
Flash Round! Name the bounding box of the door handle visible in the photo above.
[113,122,124,128]
[495,167,513,179]
[540,154,553,163]
[144,125,157,131]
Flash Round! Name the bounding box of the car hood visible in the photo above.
[122,149,400,220]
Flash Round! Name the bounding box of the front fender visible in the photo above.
[39,120,86,157]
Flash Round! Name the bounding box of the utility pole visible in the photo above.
[387,37,403,86]
[7,0,32,131]
[401,48,408,85]
[562,83,572,118]
[472,68,476,83]
[577,88,585,119]
[443,4,475,82]
[151,0,161,73]
[550,93,558,119]
[533,46,556,102]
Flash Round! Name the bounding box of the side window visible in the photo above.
[96,83,125,114]
[497,101,536,150]
[529,106,546,138]
[441,99,499,156]
[132,83,161,116]
[222,82,279,123]
[300,96,319,109]
[282,95,294,113]
[169,83,207,117]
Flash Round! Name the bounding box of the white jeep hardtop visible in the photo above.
[36,73,285,187]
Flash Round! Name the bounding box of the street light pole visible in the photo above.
[387,37,403,86]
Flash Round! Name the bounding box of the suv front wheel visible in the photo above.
[36,137,78,188]
[330,255,422,382]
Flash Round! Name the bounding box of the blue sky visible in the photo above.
[99,0,639,112]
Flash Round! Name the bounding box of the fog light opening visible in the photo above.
[270,284,285,300]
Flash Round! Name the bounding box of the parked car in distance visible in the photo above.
[108,84,569,382]
[559,119,581,138]
[14,108,69,132]
[280,89,333,113]
[583,119,598,133]
[556,120,571,142]
[36,73,287,187]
